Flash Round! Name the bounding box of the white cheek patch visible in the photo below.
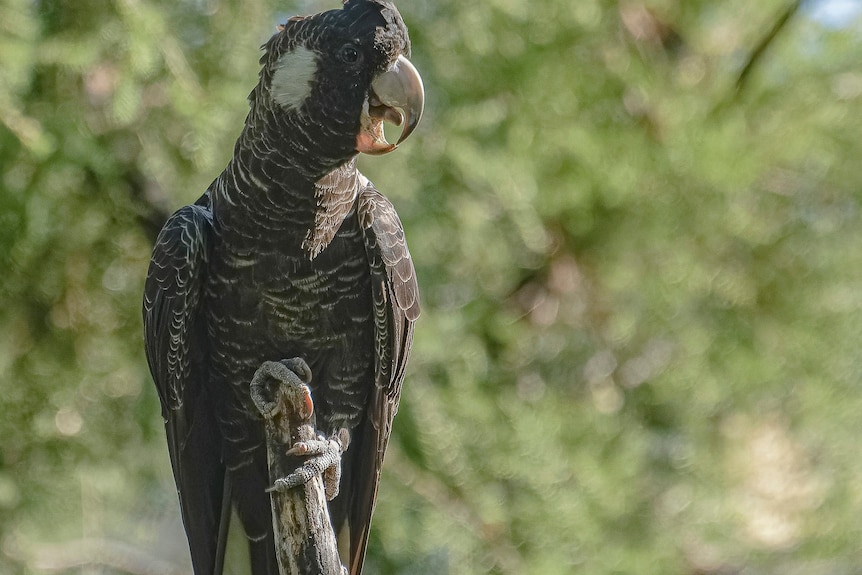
[271,46,318,110]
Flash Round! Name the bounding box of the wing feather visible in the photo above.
[144,204,211,413]
[143,201,227,575]
[349,185,419,575]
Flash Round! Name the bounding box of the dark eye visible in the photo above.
[339,44,360,65]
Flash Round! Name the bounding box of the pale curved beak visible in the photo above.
[357,55,425,155]
[373,55,425,145]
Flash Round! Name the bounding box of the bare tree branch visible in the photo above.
[251,359,346,575]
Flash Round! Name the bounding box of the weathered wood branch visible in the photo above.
[250,359,347,575]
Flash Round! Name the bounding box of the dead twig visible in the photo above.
[250,359,346,575]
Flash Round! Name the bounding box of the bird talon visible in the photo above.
[267,477,295,493]
[280,357,312,384]
[271,430,351,500]
[250,360,315,421]
[286,442,309,456]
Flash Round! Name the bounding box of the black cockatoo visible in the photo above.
[142,1,422,574]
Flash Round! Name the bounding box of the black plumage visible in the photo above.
[142,2,421,574]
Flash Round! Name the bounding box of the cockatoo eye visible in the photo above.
[339,44,361,64]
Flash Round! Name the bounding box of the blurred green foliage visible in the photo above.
[2,0,862,573]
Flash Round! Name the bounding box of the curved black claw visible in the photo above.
[280,357,312,384]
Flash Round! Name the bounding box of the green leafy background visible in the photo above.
[2,0,861,573]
